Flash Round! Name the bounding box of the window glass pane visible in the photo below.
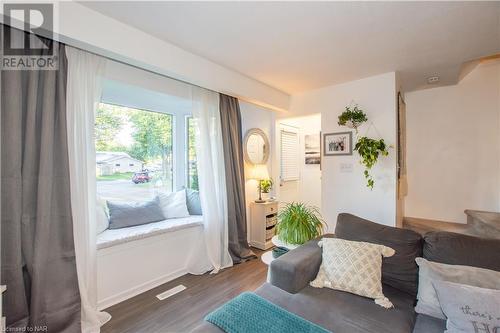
[95,103,173,202]
[187,117,198,190]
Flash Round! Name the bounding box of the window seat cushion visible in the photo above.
[97,215,203,250]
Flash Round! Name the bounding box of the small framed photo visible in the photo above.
[304,133,321,165]
[323,132,353,156]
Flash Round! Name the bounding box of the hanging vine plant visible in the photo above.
[337,102,391,190]
[337,105,368,132]
[354,137,389,190]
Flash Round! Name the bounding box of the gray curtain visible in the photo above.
[1,26,81,332]
[219,94,256,263]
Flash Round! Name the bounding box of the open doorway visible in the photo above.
[275,114,322,211]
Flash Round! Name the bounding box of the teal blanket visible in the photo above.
[205,292,331,333]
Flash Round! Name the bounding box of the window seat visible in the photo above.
[97,215,203,250]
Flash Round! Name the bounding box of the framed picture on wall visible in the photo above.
[304,133,321,165]
[323,132,353,156]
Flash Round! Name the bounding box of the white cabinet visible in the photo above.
[249,201,278,250]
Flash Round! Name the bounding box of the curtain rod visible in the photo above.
[2,20,285,112]
[1,20,227,98]
[68,42,220,96]
[72,41,284,112]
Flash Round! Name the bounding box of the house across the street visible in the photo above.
[96,152,144,176]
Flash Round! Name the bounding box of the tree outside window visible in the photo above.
[95,103,173,202]
[187,117,198,191]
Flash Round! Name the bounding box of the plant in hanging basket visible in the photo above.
[354,136,389,190]
[338,105,368,131]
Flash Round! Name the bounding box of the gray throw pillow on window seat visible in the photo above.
[107,197,166,229]
[186,188,202,215]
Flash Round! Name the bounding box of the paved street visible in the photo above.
[97,179,170,202]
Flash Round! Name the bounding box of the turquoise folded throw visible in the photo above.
[205,292,331,333]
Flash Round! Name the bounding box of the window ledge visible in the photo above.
[97,215,203,250]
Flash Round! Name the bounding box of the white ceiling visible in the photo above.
[81,1,500,94]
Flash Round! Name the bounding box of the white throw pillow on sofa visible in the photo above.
[158,189,190,219]
[96,197,109,235]
[310,238,395,308]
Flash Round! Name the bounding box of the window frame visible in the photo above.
[95,101,176,195]
[185,115,197,190]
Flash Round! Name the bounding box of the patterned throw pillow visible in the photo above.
[310,238,396,308]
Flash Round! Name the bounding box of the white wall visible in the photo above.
[240,101,276,240]
[277,115,322,210]
[405,61,500,223]
[2,1,290,112]
[289,72,398,231]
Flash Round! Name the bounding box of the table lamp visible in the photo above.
[249,164,269,203]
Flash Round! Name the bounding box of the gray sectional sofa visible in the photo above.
[194,213,500,333]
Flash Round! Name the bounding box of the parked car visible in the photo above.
[132,171,152,184]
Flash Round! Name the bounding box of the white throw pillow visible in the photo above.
[96,197,109,234]
[310,238,395,308]
[158,189,190,219]
[415,257,500,319]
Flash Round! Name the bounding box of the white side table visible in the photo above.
[261,250,275,265]
[261,251,275,282]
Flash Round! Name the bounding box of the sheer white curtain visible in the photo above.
[189,86,233,273]
[66,47,111,333]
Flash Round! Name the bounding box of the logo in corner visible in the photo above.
[2,3,58,70]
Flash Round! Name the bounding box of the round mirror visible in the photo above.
[244,128,269,165]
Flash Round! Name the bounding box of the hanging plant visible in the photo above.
[354,137,389,190]
[337,105,368,132]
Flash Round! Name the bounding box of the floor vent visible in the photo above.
[156,285,186,300]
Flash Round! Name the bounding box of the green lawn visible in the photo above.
[97,172,134,181]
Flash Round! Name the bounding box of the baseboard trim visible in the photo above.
[97,268,188,310]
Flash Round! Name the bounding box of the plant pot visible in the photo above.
[261,192,270,201]
[271,235,299,250]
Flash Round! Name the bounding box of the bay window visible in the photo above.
[95,103,174,202]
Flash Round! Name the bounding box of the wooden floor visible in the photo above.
[101,249,267,333]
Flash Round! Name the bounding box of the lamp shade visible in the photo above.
[248,164,269,180]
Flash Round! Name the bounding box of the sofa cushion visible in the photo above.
[423,231,500,271]
[186,188,202,215]
[335,213,423,296]
[255,282,416,333]
[96,197,110,234]
[434,281,500,333]
[311,238,396,308]
[97,215,204,250]
[193,282,418,333]
[107,197,165,229]
[412,314,446,333]
[415,257,500,319]
[158,190,190,219]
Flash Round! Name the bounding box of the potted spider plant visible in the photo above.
[276,202,325,246]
